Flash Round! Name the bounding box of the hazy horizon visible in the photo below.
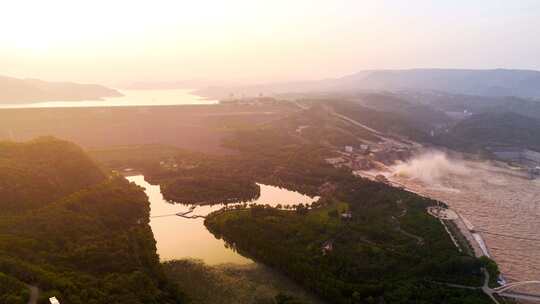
[2,0,539,86]
[2,3,540,301]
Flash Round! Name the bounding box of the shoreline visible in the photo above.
[354,169,506,285]
[0,88,219,109]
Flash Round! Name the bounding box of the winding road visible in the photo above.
[27,285,39,304]
[392,207,425,246]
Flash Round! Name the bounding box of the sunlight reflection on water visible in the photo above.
[127,175,317,265]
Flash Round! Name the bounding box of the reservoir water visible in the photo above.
[0,89,217,109]
[127,175,317,265]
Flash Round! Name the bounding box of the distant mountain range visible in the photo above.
[436,111,540,152]
[335,69,540,98]
[197,69,540,99]
[0,75,122,104]
[324,90,540,153]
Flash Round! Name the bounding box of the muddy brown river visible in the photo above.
[383,152,540,293]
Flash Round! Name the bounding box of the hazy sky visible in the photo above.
[1,0,539,85]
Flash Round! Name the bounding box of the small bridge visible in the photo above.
[493,281,540,293]
[150,209,207,219]
[492,281,540,302]
[442,269,540,303]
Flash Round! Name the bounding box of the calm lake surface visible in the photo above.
[0,89,217,108]
[127,175,317,265]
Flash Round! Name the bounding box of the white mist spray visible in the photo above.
[391,151,470,185]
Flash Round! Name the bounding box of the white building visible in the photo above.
[344,145,354,153]
[322,241,333,255]
[341,211,353,219]
[325,157,345,166]
[50,297,60,304]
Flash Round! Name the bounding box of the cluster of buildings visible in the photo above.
[220,96,279,106]
[444,109,473,120]
[325,145,373,170]
[326,144,412,171]
[159,158,179,171]
[159,158,198,171]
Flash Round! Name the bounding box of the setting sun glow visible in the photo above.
[1,0,539,84]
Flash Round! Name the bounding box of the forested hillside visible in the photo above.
[328,100,432,142]
[0,137,106,212]
[0,138,184,303]
[435,111,540,152]
[0,75,121,104]
[204,122,494,304]
[205,165,494,303]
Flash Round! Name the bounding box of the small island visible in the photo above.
[161,176,260,205]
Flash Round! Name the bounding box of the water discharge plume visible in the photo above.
[385,150,540,291]
[392,151,470,185]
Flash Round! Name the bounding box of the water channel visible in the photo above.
[127,175,317,264]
